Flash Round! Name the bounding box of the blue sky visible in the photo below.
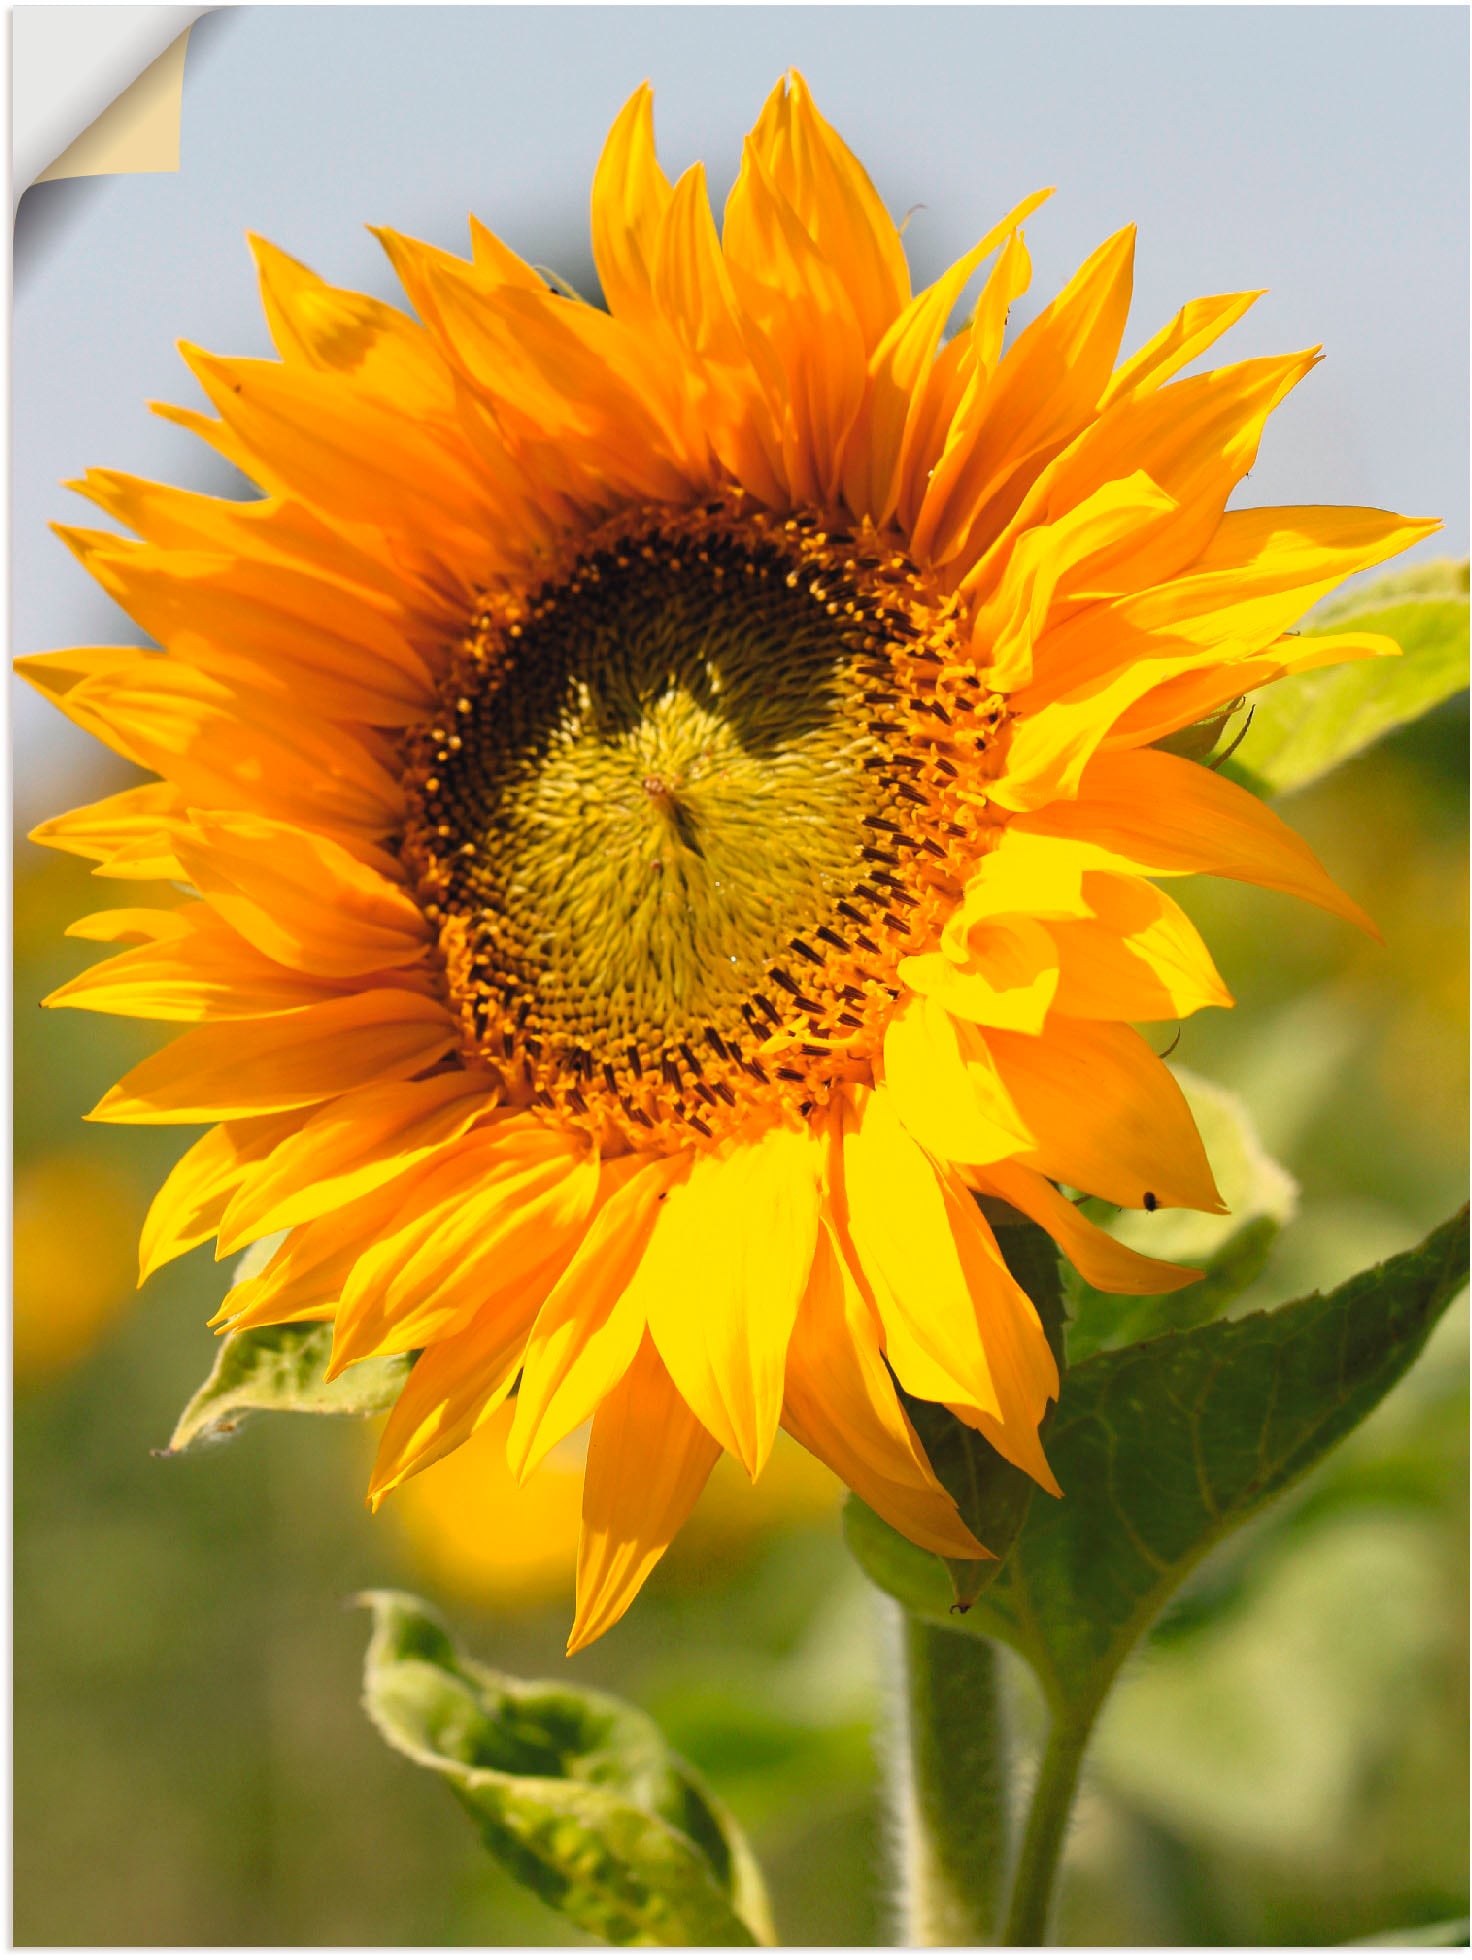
[15,5,1469,820]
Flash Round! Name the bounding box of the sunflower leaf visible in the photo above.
[358,1591,773,1947]
[964,1205,1469,1712]
[848,1209,1468,1729]
[1063,1066,1297,1363]
[163,1323,410,1455]
[1220,558,1469,799]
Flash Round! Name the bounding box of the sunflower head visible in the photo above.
[25,72,1434,1651]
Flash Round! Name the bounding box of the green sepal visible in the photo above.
[1220,557,1469,799]
[358,1591,774,1947]
[163,1323,410,1455]
[849,1208,1469,1732]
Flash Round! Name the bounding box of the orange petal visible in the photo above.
[137,1111,300,1283]
[507,1154,685,1482]
[28,782,183,877]
[331,1120,599,1368]
[568,1330,722,1654]
[45,904,352,1022]
[968,1157,1202,1297]
[367,1305,536,1508]
[1013,745,1380,936]
[173,813,428,978]
[782,1223,987,1559]
[1046,873,1234,1021]
[590,83,674,328]
[60,661,403,840]
[216,1069,498,1254]
[986,1015,1225,1214]
[87,989,458,1123]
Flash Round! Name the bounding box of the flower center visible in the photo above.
[403,501,1008,1149]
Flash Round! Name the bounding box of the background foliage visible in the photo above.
[14,646,1467,1943]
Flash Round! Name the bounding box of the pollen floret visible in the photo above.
[402,496,1010,1152]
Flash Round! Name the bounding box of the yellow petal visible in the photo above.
[986,1015,1224,1213]
[568,1330,722,1654]
[216,1070,498,1254]
[1106,626,1401,752]
[782,1223,987,1559]
[61,661,404,839]
[1013,746,1379,936]
[968,470,1180,691]
[969,351,1319,617]
[833,1086,1061,1491]
[65,906,190,945]
[1047,872,1234,1021]
[940,830,1093,960]
[331,1121,599,1368]
[1100,290,1264,407]
[915,225,1137,570]
[637,1124,822,1479]
[896,938,1059,1036]
[138,1111,300,1284]
[367,1305,535,1508]
[507,1154,685,1482]
[28,782,183,876]
[173,813,428,977]
[882,990,1036,1160]
[249,232,457,418]
[215,1176,428,1330]
[88,989,458,1123]
[590,83,674,328]
[969,1157,1202,1297]
[45,903,350,1021]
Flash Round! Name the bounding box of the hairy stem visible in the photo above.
[1000,1708,1096,1946]
[887,1606,1013,1944]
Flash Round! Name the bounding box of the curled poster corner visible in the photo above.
[13,5,214,200]
[35,26,193,185]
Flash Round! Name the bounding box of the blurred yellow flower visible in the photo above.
[394,1399,840,1611]
[14,1151,139,1383]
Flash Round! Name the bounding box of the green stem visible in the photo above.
[1000,1707,1097,1946]
[888,1607,1012,1944]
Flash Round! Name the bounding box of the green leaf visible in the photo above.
[850,1209,1468,1734]
[1064,1066,1297,1362]
[358,1591,773,1947]
[163,1323,410,1455]
[966,1207,1469,1716]
[1220,558,1469,799]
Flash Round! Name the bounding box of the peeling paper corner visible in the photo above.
[14,5,214,204]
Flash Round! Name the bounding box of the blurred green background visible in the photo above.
[14,675,1466,1946]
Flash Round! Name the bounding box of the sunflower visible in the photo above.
[25,75,1433,1653]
